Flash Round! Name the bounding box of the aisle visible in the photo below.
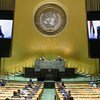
[41,89,55,100]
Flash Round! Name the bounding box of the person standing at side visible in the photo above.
[0,26,4,38]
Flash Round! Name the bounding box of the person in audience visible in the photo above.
[33,85,40,93]
[90,81,94,86]
[61,82,66,87]
[17,89,21,95]
[61,89,69,98]
[68,90,74,100]
[62,90,74,100]
[93,83,97,87]
[96,82,100,88]
[21,86,29,95]
[57,83,64,91]
[11,91,21,98]
[17,89,25,95]
[23,85,29,90]
[67,90,71,97]
[70,96,74,100]
[63,96,67,100]
[28,90,34,97]
[0,26,4,38]
[25,90,34,100]
[0,79,5,86]
[27,81,33,89]
[29,79,34,84]
[27,79,34,90]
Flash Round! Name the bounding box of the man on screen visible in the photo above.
[97,26,100,39]
[0,26,4,38]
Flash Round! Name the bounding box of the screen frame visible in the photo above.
[87,11,100,58]
[0,10,14,57]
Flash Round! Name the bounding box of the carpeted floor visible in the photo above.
[41,89,55,100]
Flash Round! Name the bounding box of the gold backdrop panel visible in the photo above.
[1,0,99,75]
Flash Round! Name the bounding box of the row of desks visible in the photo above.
[0,81,44,100]
[55,83,100,100]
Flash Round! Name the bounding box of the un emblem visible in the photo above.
[34,3,67,36]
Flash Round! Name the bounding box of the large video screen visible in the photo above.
[87,21,100,39]
[0,10,14,57]
[87,11,100,58]
[0,20,13,38]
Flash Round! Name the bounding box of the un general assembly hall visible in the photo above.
[0,0,100,100]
